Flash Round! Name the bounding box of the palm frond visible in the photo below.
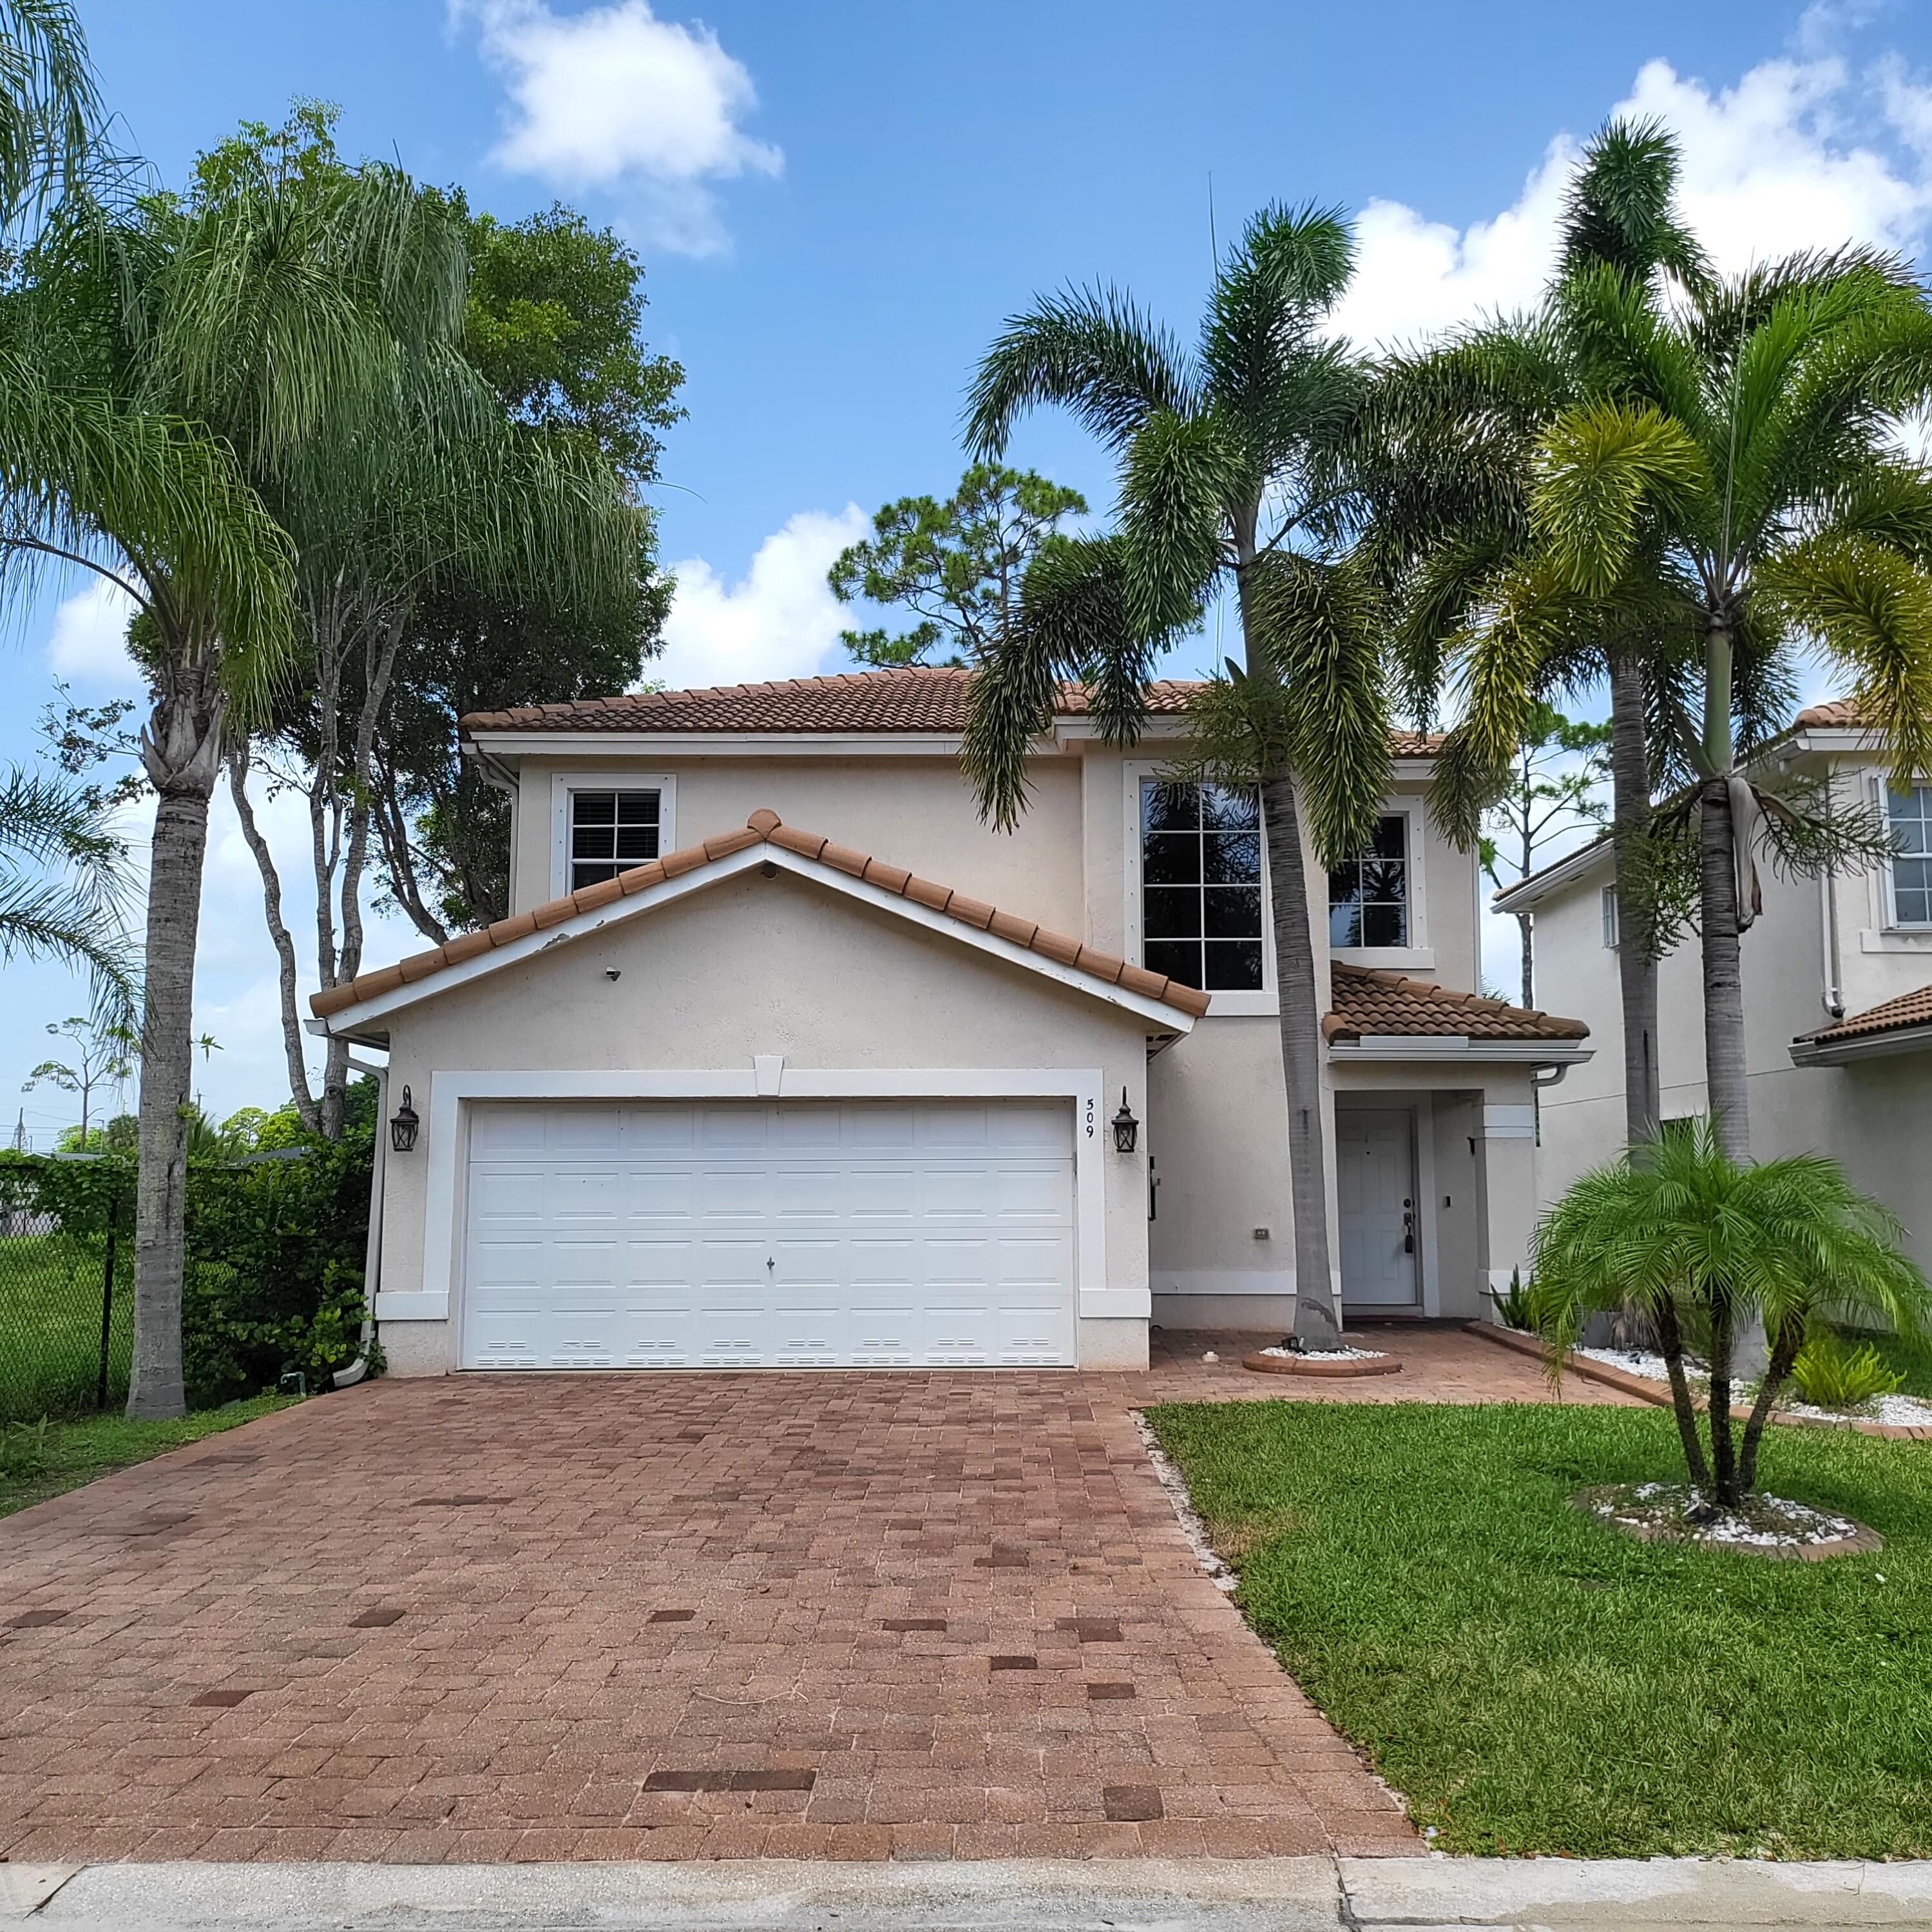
[1558,115,1710,298]
[964,287,1194,459]
[0,0,97,229]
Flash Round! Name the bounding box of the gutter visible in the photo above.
[1790,1021,1932,1067]
[332,1054,388,1391]
[1327,1035,1592,1066]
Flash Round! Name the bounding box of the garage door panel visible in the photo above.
[463,1099,1076,1370]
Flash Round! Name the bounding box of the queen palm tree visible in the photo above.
[0,126,489,1417]
[1533,1118,1927,1506]
[1526,255,1932,1158]
[0,0,95,231]
[1365,119,1710,1158]
[965,206,1390,1345]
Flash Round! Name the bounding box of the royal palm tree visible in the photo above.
[1366,119,1710,1158]
[1533,1118,1928,1505]
[1523,256,1932,1160]
[0,127,486,1417]
[965,206,1389,1345]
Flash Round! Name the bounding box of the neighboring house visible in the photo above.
[310,667,1589,1375]
[1496,700,1932,1273]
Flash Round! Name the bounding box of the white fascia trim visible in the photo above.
[1330,1037,1592,1066]
[1492,839,1613,912]
[464,731,971,761]
[318,840,1197,1037]
[1790,1022,1932,1066]
[405,1066,1122,1327]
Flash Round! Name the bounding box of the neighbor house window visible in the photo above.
[1889,784,1932,926]
[1327,816,1409,948]
[1602,885,1620,950]
[1140,781,1264,991]
[569,789,660,890]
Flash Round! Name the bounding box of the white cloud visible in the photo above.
[656,505,868,689]
[455,0,781,255]
[1334,50,1932,351]
[44,579,139,689]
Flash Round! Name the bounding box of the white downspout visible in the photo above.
[332,1053,388,1390]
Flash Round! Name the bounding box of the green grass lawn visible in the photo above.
[1145,1400,1932,1859]
[0,1395,289,1520]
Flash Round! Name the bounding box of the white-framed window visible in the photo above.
[1139,779,1267,993]
[1327,816,1410,950]
[1602,884,1620,950]
[1888,783,1932,928]
[548,772,677,899]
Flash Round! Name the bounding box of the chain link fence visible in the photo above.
[0,1125,375,1426]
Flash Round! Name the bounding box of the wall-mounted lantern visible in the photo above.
[1111,1088,1140,1155]
[390,1086,421,1154]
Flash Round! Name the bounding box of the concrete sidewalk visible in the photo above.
[8,1857,1932,1929]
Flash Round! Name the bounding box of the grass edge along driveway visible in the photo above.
[0,1395,289,1520]
[1145,1399,1931,1860]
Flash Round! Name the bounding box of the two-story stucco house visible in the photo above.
[1496,700,1932,1274]
[309,667,1591,1375]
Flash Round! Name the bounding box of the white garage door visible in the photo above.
[461,1098,1077,1369]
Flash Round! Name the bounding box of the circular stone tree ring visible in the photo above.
[1241,1350,1403,1378]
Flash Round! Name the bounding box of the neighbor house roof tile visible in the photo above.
[1801,983,1932,1045]
[1324,966,1589,1044]
[309,809,1213,1022]
[460,665,1444,752]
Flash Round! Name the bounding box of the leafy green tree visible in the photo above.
[1478,704,1609,1008]
[829,463,1086,667]
[23,1013,133,1140]
[216,113,646,1136]
[1533,1118,1929,1505]
[1525,252,1932,1159]
[370,200,683,939]
[964,206,1388,1346]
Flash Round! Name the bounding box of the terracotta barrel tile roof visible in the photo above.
[1792,698,1862,729]
[1324,965,1588,1044]
[459,665,1442,752]
[311,808,1212,1023]
[1802,982,1932,1045]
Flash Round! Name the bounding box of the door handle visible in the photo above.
[1402,1200,1415,1254]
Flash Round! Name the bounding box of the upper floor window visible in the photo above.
[1602,884,1620,950]
[1140,781,1264,991]
[569,788,661,890]
[1327,816,1408,949]
[1889,785,1932,927]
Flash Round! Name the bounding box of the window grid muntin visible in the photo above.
[1890,785,1932,926]
[1327,815,1409,949]
[569,787,661,890]
[1140,781,1264,992]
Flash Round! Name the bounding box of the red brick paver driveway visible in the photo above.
[1,1326,1626,1863]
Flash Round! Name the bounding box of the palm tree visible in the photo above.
[1366,120,1710,1158]
[0,769,136,1022]
[1526,254,1932,1160]
[964,206,1389,1344]
[0,124,484,1417]
[0,0,95,231]
[1533,1118,1928,1506]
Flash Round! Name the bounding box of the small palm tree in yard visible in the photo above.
[1532,1118,1930,1509]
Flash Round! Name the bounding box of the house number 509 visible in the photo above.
[1084,1098,1096,1138]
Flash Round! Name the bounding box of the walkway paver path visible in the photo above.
[0,1326,1628,1864]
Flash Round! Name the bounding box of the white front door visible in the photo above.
[459,1098,1077,1369]
[1337,1109,1419,1309]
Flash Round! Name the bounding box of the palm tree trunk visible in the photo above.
[1737,1312,1804,1495]
[1698,773,1750,1164]
[127,674,224,1420]
[1607,652,1661,1154]
[1516,909,1535,1010]
[1707,1294,1740,1507]
[1260,769,1341,1345]
[1653,1299,1710,1489]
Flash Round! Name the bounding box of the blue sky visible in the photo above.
[8,0,1932,1135]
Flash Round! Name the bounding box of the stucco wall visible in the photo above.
[372,866,1157,1373]
[512,753,1086,934]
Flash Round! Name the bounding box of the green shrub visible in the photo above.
[1487,1267,1536,1331]
[1790,1332,1904,1410]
